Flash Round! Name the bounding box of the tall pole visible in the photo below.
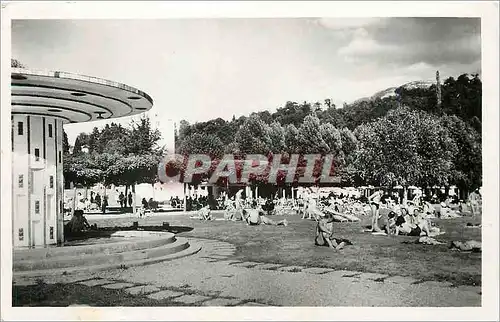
[183,183,187,212]
[436,70,442,108]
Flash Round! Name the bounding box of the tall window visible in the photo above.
[35,148,40,161]
[35,200,40,214]
[17,122,23,135]
[49,175,54,188]
[48,124,53,138]
[58,151,62,163]
[18,174,23,188]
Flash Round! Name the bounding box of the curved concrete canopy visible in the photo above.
[11,68,153,124]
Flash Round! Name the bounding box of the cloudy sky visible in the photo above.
[12,18,481,144]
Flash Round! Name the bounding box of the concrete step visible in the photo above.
[13,239,202,278]
[14,232,176,261]
[14,237,190,271]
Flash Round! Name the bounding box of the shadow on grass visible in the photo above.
[12,280,190,307]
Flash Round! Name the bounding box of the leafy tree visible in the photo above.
[272,101,312,127]
[284,124,301,154]
[178,133,224,159]
[64,153,107,188]
[354,106,457,188]
[72,133,89,155]
[125,117,162,155]
[320,123,342,155]
[178,120,191,140]
[318,105,347,129]
[64,116,164,214]
[441,115,482,198]
[63,130,70,154]
[11,59,25,68]
[298,115,329,155]
[234,114,272,155]
[268,121,286,154]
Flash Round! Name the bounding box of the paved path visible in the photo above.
[13,238,481,307]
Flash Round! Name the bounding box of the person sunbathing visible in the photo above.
[391,209,442,237]
[449,240,481,252]
[315,214,352,250]
[242,208,288,226]
[392,213,429,236]
[439,202,461,218]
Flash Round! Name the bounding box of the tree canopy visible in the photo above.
[64,116,163,188]
[66,72,482,194]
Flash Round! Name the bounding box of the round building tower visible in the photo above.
[11,68,153,248]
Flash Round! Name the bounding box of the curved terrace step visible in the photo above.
[14,232,177,261]
[14,237,190,271]
[13,238,202,278]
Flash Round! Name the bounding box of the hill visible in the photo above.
[352,80,436,104]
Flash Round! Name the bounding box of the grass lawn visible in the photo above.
[87,210,482,287]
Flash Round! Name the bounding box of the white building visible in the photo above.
[11,68,153,248]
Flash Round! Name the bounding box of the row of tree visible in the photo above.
[173,74,482,198]
[176,73,481,139]
[65,72,482,201]
[64,117,164,214]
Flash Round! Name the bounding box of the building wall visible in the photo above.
[153,115,175,154]
[12,114,63,248]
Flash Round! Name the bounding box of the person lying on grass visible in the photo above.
[241,207,288,227]
[449,240,481,252]
[315,214,352,250]
[439,202,462,219]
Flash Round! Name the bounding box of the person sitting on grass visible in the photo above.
[223,199,240,221]
[242,206,288,227]
[315,214,352,250]
[190,205,213,220]
[65,210,91,235]
[390,208,442,237]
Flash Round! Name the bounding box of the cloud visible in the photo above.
[336,18,481,68]
[316,18,385,31]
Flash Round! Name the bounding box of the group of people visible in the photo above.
[64,192,109,215]
[365,189,446,237]
[117,191,134,208]
[191,192,289,227]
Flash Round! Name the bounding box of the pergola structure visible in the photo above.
[11,68,153,248]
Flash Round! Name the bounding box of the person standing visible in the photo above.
[119,191,125,208]
[128,192,133,207]
[102,195,108,214]
[95,193,102,209]
[368,189,385,233]
[469,189,481,216]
